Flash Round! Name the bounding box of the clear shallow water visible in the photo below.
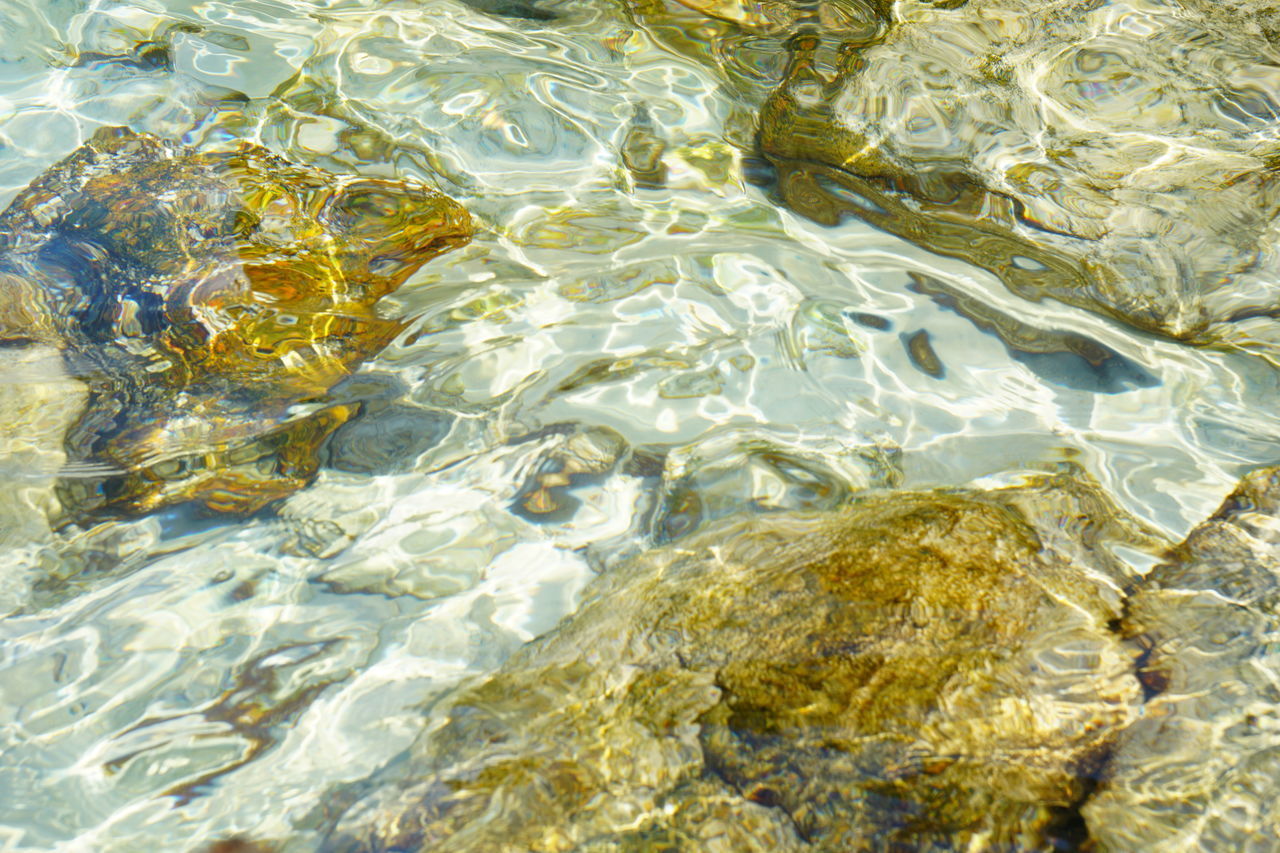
[0,0,1279,849]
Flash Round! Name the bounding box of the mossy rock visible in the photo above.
[317,473,1150,851]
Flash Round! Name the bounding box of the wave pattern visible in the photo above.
[0,0,1278,850]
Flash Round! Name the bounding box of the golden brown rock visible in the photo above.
[0,126,471,515]
[668,0,889,37]
[318,474,1150,851]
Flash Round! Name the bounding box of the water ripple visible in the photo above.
[0,0,1279,849]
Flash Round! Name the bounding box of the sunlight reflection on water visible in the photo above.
[0,0,1279,849]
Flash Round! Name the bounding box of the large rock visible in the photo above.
[0,126,472,515]
[315,474,1148,851]
[1085,466,1280,849]
[759,0,1280,346]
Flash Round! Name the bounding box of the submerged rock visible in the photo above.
[317,474,1149,851]
[1085,466,1280,849]
[624,0,889,108]
[663,0,889,38]
[0,126,471,516]
[759,0,1280,346]
[650,428,890,543]
[508,425,630,525]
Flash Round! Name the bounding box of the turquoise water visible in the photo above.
[1,0,1279,849]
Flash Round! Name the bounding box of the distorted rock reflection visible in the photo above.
[759,2,1280,348]
[0,126,471,517]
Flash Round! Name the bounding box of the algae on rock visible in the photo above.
[318,473,1151,851]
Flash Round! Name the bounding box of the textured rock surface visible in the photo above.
[760,0,1280,346]
[317,474,1150,851]
[1085,466,1280,850]
[0,126,471,515]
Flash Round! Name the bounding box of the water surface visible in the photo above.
[0,0,1278,849]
